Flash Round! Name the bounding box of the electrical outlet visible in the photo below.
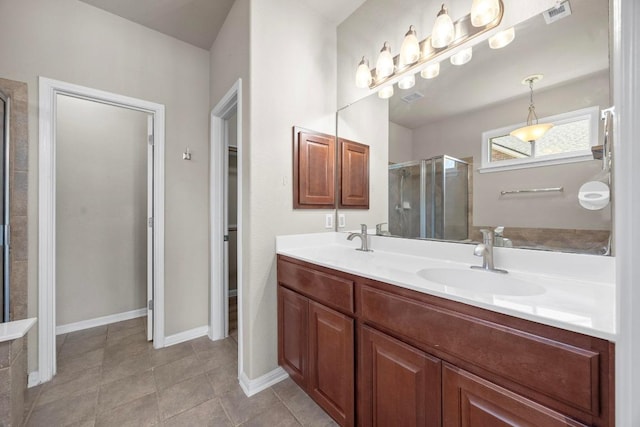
[338,214,346,228]
[325,214,334,229]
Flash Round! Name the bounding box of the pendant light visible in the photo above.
[420,62,440,79]
[488,27,515,49]
[399,25,420,67]
[376,42,395,80]
[470,0,500,27]
[355,57,373,88]
[431,4,455,49]
[510,75,554,142]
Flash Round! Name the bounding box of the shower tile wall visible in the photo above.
[0,78,29,321]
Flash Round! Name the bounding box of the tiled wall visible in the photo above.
[0,77,29,427]
[0,78,28,321]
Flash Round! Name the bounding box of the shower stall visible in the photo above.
[0,91,9,322]
[389,155,469,241]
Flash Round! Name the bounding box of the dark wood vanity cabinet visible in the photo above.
[277,257,355,426]
[277,256,614,427]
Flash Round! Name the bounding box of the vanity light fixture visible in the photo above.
[420,62,441,79]
[488,27,515,49]
[510,75,554,142]
[450,47,473,65]
[376,42,395,80]
[471,0,501,27]
[355,0,504,97]
[431,4,455,49]
[398,74,416,90]
[378,85,394,99]
[400,25,420,67]
[355,57,373,88]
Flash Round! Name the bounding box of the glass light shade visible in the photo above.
[355,57,372,88]
[489,27,515,49]
[376,42,394,80]
[420,62,440,79]
[510,123,554,142]
[450,47,472,65]
[399,25,420,67]
[431,5,455,49]
[378,85,394,99]
[471,0,500,27]
[398,74,416,90]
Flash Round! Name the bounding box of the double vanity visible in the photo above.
[276,231,615,426]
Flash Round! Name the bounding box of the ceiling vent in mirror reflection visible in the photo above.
[544,0,573,24]
[401,92,424,104]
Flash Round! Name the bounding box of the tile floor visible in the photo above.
[23,317,336,426]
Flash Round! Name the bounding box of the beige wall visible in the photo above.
[411,71,611,230]
[0,0,211,371]
[389,121,413,164]
[55,95,148,326]
[247,0,337,378]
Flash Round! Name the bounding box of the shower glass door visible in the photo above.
[0,92,8,322]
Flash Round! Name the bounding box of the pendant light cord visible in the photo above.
[526,79,540,126]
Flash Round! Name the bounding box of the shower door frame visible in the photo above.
[0,90,9,323]
[38,77,166,384]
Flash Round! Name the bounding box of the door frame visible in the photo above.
[38,77,166,383]
[210,79,243,376]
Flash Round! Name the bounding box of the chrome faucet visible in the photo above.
[471,229,507,274]
[375,222,390,236]
[493,226,513,248]
[347,224,372,252]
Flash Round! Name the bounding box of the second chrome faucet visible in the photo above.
[347,224,373,252]
[471,229,507,274]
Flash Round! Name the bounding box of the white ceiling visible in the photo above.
[79,0,366,50]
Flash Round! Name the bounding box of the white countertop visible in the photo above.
[276,232,616,341]
[0,318,37,343]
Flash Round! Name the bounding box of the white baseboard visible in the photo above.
[164,325,209,347]
[56,308,146,335]
[239,367,289,397]
[28,371,41,388]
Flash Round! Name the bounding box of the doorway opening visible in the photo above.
[210,79,243,378]
[38,77,166,384]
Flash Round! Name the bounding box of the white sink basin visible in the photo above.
[417,268,545,296]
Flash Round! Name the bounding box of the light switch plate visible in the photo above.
[338,214,346,228]
[325,214,334,229]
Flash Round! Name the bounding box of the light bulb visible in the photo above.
[431,4,455,49]
[471,0,500,27]
[489,27,515,49]
[378,85,394,99]
[376,42,394,80]
[450,47,472,65]
[399,25,420,68]
[398,74,416,90]
[355,57,372,88]
[420,62,440,79]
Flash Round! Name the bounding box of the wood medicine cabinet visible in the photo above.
[293,127,335,209]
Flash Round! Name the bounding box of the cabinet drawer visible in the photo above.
[359,285,600,415]
[278,259,354,314]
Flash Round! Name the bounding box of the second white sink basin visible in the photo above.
[417,268,545,296]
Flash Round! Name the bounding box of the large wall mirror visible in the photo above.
[336,0,612,255]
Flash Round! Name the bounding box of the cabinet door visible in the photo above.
[278,286,309,387]
[359,325,442,427]
[339,138,369,209]
[442,364,589,427]
[309,301,355,427]
[293,128,335,209]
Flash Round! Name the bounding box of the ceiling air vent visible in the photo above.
[543,1,572,24]
[401,92,424,104]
